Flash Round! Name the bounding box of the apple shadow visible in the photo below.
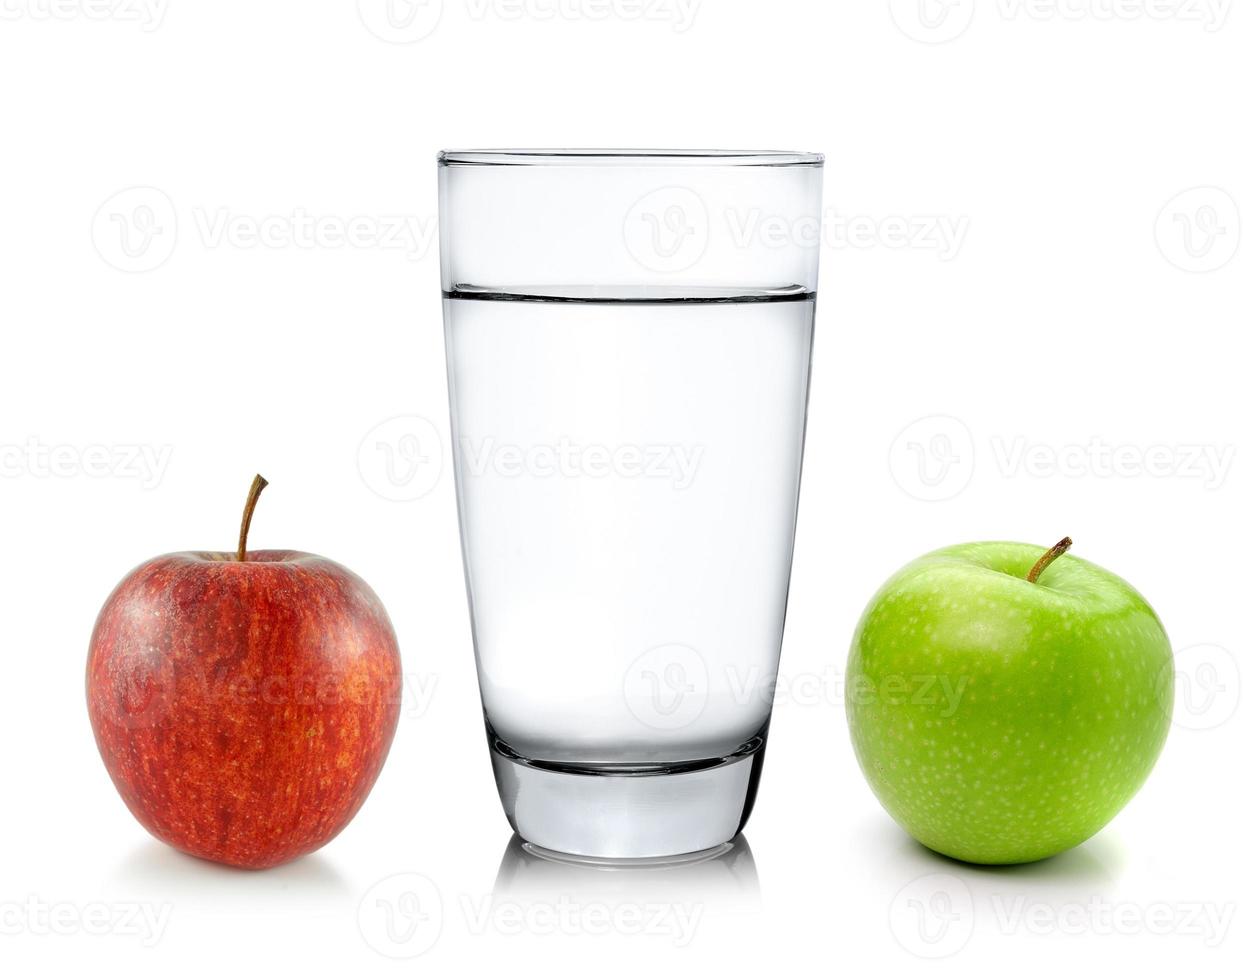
[908,833,1121,880]
[110,838,351,910]
[492,833,762,910]
[870,816,1127,899]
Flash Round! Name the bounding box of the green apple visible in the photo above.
[845,538,1173,864]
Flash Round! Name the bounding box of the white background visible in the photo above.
[1,0,1240,975]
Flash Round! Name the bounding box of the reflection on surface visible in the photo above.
[493,833,761,913]
[914,834,1123,889]
[111,839,350,909]
[867,815,1124,901]
[868,816,1147,958]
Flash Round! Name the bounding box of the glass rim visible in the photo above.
[438,148,824,168]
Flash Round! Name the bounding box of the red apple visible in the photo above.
[86,476,402,869]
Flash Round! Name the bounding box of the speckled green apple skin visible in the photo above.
[846,541,1173,865]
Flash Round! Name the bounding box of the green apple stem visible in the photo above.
[1027,536,1073,584]
[236,474,269,562]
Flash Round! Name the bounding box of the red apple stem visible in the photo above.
[1027,536,1072,584]
[236,474,269,562]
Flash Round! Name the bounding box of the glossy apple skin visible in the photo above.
[846,542,1173,865]
[87,551,401,869]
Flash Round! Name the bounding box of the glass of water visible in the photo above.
[439,149,823,858]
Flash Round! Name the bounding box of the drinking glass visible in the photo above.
[439,149,823,857]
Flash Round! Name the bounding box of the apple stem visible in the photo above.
[1027,536,1073,584]
[236,474,269,562]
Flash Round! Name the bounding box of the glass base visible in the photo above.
[488,732,767,859]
